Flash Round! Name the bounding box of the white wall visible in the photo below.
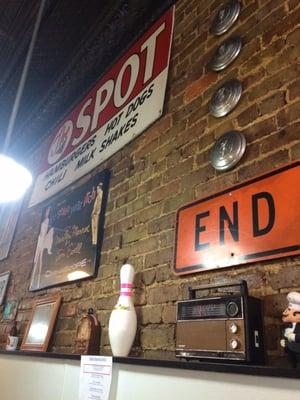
[0,355,79,400]
[0,354,300,400]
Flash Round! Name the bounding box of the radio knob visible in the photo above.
[226,301,239,317]
[230,339,239,350]
[229,323,238,334]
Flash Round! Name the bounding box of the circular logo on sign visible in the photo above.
[48,120,73,165]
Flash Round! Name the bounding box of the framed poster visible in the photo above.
[29,170,110,291]
[0,201,22,261]
[0,271,10,305]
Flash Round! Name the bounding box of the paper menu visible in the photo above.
[79,356,112,400]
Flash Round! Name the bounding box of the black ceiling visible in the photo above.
[0,0,175,160]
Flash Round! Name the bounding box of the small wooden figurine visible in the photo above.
[75,308,101,355]
[280,291,300,368]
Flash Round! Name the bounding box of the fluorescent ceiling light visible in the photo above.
[0,154,32,203]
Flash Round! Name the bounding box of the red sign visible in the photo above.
[29,8,174,207]
[174,163,300,275]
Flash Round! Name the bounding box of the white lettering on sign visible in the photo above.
[29,8,175,207]
[48,120,73,165]
[91,80,114,133]
[114,54,140,108]
[141,22,166,84]
[74,98,92,146]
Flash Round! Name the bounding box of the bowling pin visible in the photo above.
[108,263,137,357]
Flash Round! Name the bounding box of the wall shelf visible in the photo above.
[0,350,299,379]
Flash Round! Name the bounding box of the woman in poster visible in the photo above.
[91,183,103,246]
[30,206,54,289]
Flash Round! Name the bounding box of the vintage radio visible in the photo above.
[176,281,265,363]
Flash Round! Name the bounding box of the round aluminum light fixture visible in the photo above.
[211,131,246,171]
[210,36,242,71]
[0,154,32,202]
[209,79,242,118]
[211,1,241,36]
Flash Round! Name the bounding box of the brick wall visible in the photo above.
[0,0,300,363]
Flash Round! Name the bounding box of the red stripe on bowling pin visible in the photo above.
[120,282,133,296]
[120,291,133,297]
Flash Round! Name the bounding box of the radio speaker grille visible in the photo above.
[177,298,242,320]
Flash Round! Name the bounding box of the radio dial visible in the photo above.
[230,339,239,350]
[229,323,238,334]
[226,301,239,317]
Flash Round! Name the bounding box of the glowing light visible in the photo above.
[67,270,90,281]
[28,322,48,342]
[199,244,241,270]
[0,154,32,202]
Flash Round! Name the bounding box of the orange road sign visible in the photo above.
[174,162,300,275]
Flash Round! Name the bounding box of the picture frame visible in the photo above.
[0,201,22,261]
[20,294,61,352]
[0,271,10,305]
[2,300,18,320]
[29,170,110,291]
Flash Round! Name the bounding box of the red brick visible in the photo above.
[148,214,175,234]
[150,180,180,203]
[263,9,300,46]
[243,117,277,143]
[162,188,194,213]
[61,303,78,317]
[243,67,266,89]
[140,306,163,325]
[238,149,289,181]
[135,138,159,159]
[145,248,173,269]
[147,285,179,305]
[142,269,156,286]
[288,78,300,101]
[140,325,175,350]
[240,39,285,76]
[259,91,286,115]
[260,122,300,154]
[267,266,300,291]
[156,264,172,282]
[238,142,260,164]
[4,0,300,359]
[184,71,218,103]
[288,0,299,10]
[266,39,300,74]
[237,104,261,127]
[162,304,177,323]
[244,5,286,44]
[239,0,259,22]
[162,158,194,183]
[291,142,300,160]
[277,100,300,127]
[264,294,287,317]
[247,63,300,102]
